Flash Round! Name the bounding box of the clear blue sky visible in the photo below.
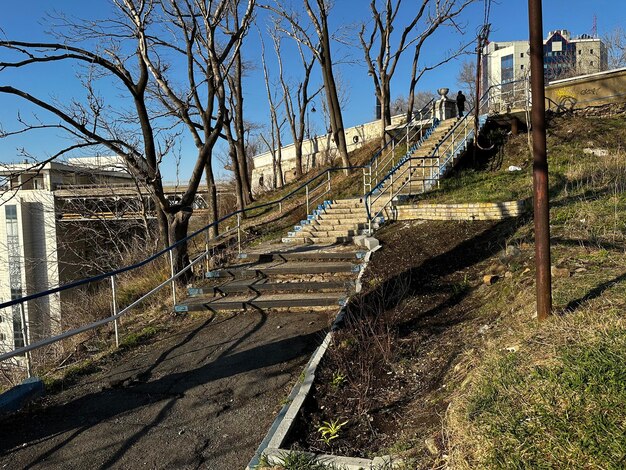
[1,1,624,182]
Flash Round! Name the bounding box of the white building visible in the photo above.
[0,158,134,356]
[483,30,608,109]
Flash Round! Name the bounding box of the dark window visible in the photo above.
[590,61,594,66]
[520,52,524,58]
[590,49,594,54]
[5,205,17,220]
[501,54,514,83]
[521,64,524,70]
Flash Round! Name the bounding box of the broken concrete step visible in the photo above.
[282,236,353,245]
[207,261,360,278]
[175,292,347,312]
[237,250,366,263]
[188,279,354,296]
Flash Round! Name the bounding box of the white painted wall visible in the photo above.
[0,190,61,354]
[251,114,407,193]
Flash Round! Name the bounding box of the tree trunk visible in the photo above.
[294,142,303,178]
[156,202,170,249]
[229,145,245,213]
[204,162,219,239]
[168,209,192,284]
[318,16,350,174]
[236,140,253,205]
[277,142,284,187]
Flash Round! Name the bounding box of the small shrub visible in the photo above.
[318,419,348,445]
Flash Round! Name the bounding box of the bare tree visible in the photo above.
[270,26,321,179]
[456,60,476,108]
[222,5,255,211]
[604,27,626,70]
[259,29,285,188]
[0,0,256,276]
[359,0,474,141]
[264,0,352,174]
[406,0,475,120]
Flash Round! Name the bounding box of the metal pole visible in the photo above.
[528,0,552,321]
[111,276,119,348]
[204,230,210,274]
[305,184,310,214]
[327,171,331,193]
[362,168,366,195]
[237,213,242,254]
[168,250,177,307]
[19,303,32,378]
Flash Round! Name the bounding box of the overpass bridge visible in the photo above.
[55,182,235,221]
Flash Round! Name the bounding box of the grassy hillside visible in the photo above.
[436,113,626,468]
[267,111,626,470]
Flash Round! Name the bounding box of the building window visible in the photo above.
[520,52,524,58]
[520,64,524,70]
[5,205,25,349]
[579,49,582,55]
[590,49,594,54]
[501,54,514,83]
[590,61,594,66]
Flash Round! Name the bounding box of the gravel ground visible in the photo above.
[0,310,330,469]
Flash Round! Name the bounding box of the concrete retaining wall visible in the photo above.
[396,200,528,221]
[546,67,626,110]
[251,114,408,193]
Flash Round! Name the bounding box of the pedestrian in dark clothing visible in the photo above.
[457,91,466,117]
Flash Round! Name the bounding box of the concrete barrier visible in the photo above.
[0,377,44,415]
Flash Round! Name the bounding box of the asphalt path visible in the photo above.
[0,310,328,469]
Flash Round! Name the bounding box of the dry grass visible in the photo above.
[440,114,626,468]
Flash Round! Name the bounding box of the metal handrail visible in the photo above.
[361,99,435,195]
[364,99,435,167]
[363,81,505,227]
[0,161,366,366]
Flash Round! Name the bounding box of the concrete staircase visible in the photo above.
[395,115,489,196]
[174,248,366,313]
[281,198,387,245]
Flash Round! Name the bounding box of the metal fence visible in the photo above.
[0,106,437,375]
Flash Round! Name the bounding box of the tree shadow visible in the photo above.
[563,271,626,314]
[0,311,324,469]
[344,216,528,321]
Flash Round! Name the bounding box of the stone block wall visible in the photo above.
[395,200,529,221]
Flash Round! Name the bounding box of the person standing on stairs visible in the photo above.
[456,91,466,117]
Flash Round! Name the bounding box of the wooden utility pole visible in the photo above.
[528,0,552,321]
